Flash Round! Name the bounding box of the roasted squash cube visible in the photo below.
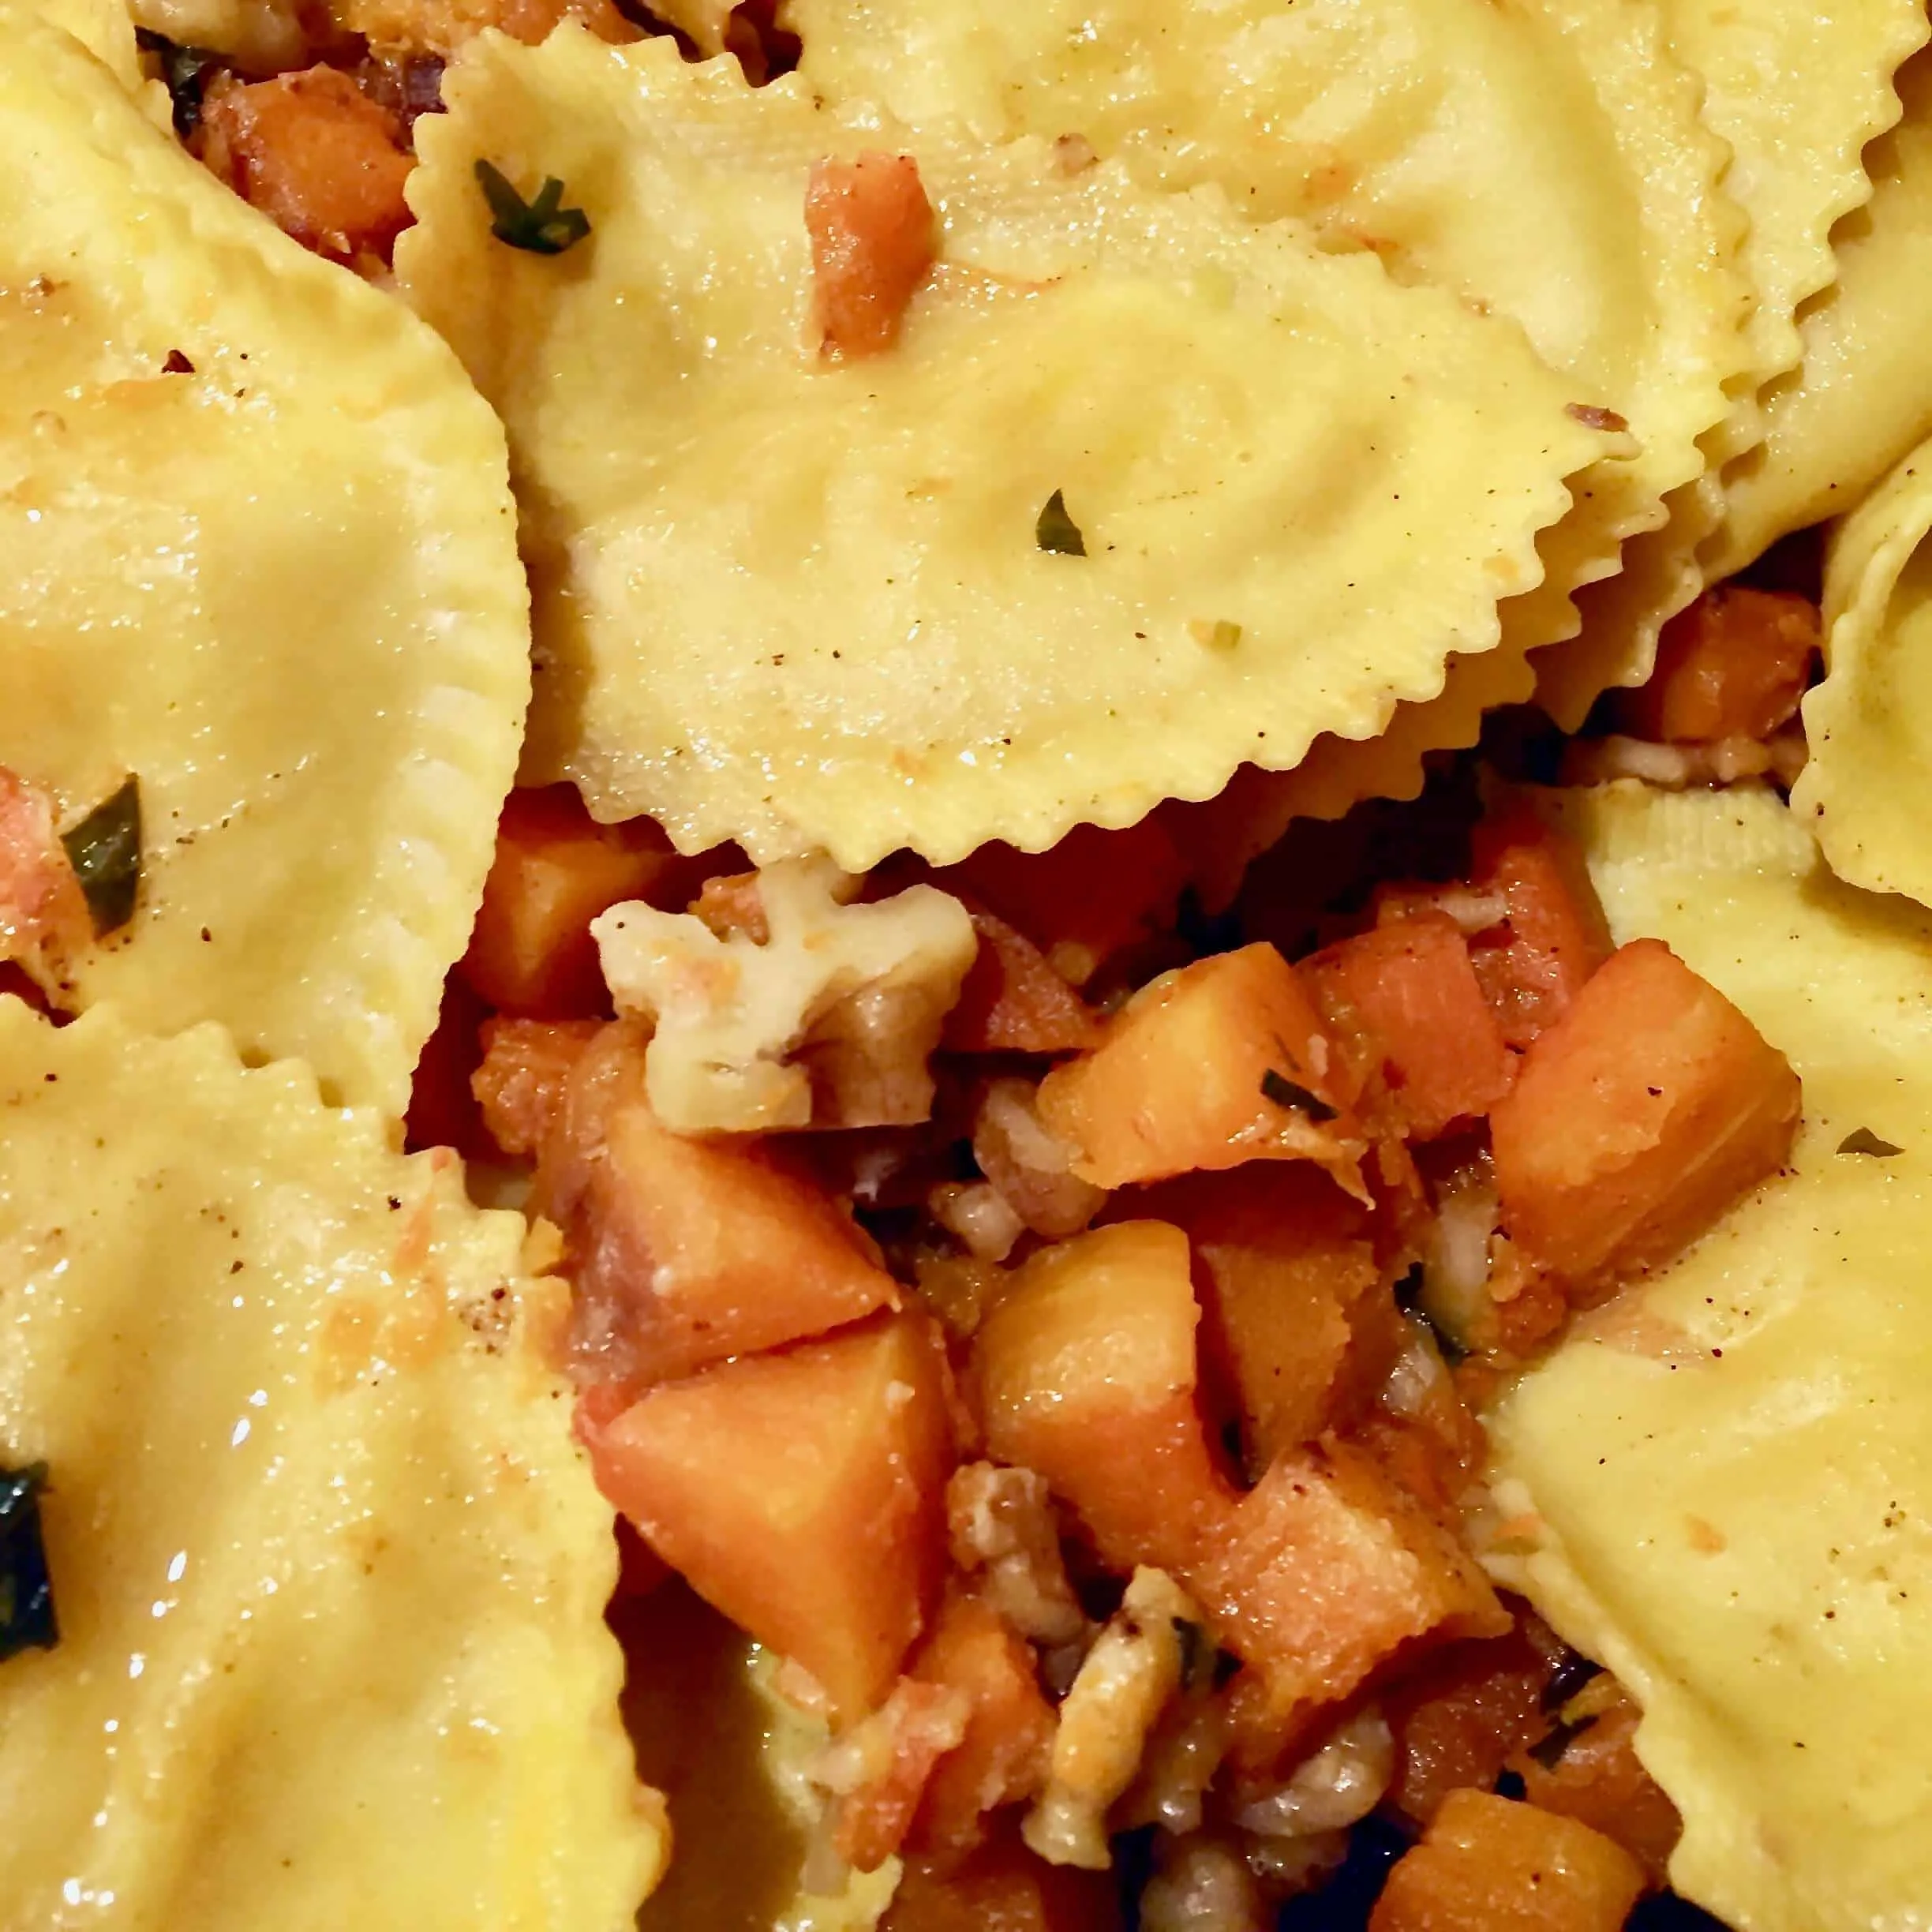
[1489,938,1800,1294]
[1618,585,1818,744]
[1465,807,1613,1050]
[1036,945,1364,1193]
[568,1088,900,1391]
[470,1015,601,1157]
[884,1825,1123,1932]
[1136,1164,1383,1469]
[945,912,1099,1055]
[461,785,702,1017]
[590,1312,953,1719]
[1184,1443,1506,1750]
[1303,912,1515,1139]
[973,1222,1235,1571]
[909,1593,1057,1859]
[1369,1789,1646,1931]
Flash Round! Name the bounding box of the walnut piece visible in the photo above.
[593,855,976,1134]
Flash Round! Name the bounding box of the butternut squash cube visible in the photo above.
[1036,945,1364,1193]
[1136,1164,1383,1469]
[973,1222,1235,1571]
[909,1593,1056,1859]
[1303,912,1515,1139]
[1490,938,1800,1295]
[1184,1443,1506,1748]
[590,1312,954,1719]
[885,1825,1123,1932]
[1369,1789,1646,1932]
[461,785,702,1017]
[945,911,1099,1055]
[569,1090,899,1391]
[1465,807,1613,1050]
[1618,585,1818,744]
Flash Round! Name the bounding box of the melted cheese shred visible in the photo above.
[790,0,1752,754]
[0,1001,663,1927]
[0,8,530,1114]
[1790,430,1932,906]
[399,28,1608,869]
[1485,782,1932,1932]
[1713,47,1932,577]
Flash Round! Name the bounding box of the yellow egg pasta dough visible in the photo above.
[1486,781,1932,1932]
[1713,47,1932,577]
[399,28,1608,870]
[0,8,530,1115]
[0,1001,662,1928]
[790,0,1751,717]
[1665,0,1927,571]
[1536,0,1925,726]
[1788,432,1932,904]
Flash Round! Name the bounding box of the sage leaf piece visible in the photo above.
[0,1462,56,1662]
[475,159,591,255]
[1035,488,1086,556]
[1838,1127,1904,1158]
[1260,1067,1337,1122]
[61,775,141,937]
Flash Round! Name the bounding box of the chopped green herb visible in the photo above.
[1541,1649,1604,1712]
[61,776,141,938]
[134,29,217,138]
[1172,1616,1208,1691]
[474,160,591,256]
[1035,489,1086,556]
[1260,1067,1337,1122]
[1838,1127,1904,1159]
[0,1462,56,1662]
[1526,1713,1598,1770]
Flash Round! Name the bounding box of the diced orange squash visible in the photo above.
[972,1222,1236,1571]
[1508,1682,1681,1883]
[1464,808,1613,1050]
[835,1680,975,1873]
[1036,945,1365,1194]
[1618,586,1819,743]
[945,912,1099,1054]
[563,1081,900,1391]
[1184,1443,1507,1754]
[884,1825,1123,1932]
[197,68,414,263]
[942,818,1189,987]
[1134,1164,1384,1470]
[460,786,702,1017]
[1303,913,1516,1140]
[806,153,936,359]
[404,974,492,1160]
[909,1593,1056,1859]
[1490,938,1800,1294]
[589,1312,954,1719]
[1382,1619,1562,1827]
[1348,1371,1490,1526]
[1368,1790,1646,1932]
[471,1015,601,1157]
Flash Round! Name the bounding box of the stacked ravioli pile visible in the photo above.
[11,0,1932,1926]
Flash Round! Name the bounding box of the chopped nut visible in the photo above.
[593,854,975,1133]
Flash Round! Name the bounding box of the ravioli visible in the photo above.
[1712,47,1932,578]
[1788,431,1932,905]
[0,8,530,1114]
[789,0,1751,742]
[1537,0,1926,728]
[1485,781,1932,1932]
[399,28,1606,870]
[0,1000,662,1926]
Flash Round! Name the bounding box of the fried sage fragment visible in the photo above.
[0,1002,662,1926]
